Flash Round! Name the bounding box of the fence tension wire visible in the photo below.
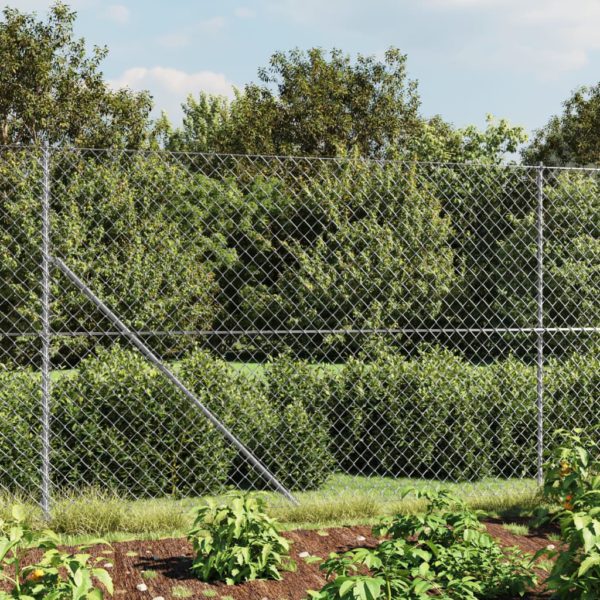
[52,255,300,506]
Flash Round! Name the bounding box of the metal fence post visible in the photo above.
[40,142,52,519]
[535,163,545,487]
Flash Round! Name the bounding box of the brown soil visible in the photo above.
[2,522,562,599]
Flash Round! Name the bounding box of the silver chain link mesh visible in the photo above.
[0,146,598,510]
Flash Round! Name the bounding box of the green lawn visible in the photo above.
[1,474,540,545]
[44,360,342,382]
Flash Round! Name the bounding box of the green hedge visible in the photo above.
[52,347,233,497]
[3,154,596,367]
[0,368,42,494]
[0,345,597,497]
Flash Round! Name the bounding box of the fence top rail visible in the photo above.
[2,143,600,172]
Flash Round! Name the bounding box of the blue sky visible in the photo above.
[10,0,600,138]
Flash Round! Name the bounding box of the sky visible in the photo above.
[8,0,600,138]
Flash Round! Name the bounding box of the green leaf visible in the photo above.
[11,505,25,523]
[339,578,355,596]
[93,568,114,595]
[578,554,600,576]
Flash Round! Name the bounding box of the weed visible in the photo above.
[141,569,158,579]
[171,584,194,598]
[502,523,530,536]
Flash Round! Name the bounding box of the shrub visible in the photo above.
[1,343,598,498]
[187,493,293,584]
[484,357,537,478]
[261,357,335,489]
[181,351,335,490]
[331,347,494,480]
[547,347,600,434]
[178,349,277,488]
[52,346,232,497]
[0,368,41,495]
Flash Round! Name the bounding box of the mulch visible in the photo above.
[2,521,563,599]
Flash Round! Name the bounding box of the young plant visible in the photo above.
[308,540,457,600]
[542,428,600,512]
[374,488,484,546]
[381,488,537,598]
[187,492,294,584]
[538,428,600,599]
[0,505,113,599]
[309,488,536,600]
[543,507,600,599]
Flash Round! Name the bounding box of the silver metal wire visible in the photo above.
[0,145,598,512]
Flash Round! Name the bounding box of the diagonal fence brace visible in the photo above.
[52,255,299,505]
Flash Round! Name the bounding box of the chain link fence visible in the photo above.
[1,145,598,514]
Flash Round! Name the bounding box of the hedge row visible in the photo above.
[2,152,598,365]
[0,344,597,497]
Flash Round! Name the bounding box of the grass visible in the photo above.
[0,474,541,545]
[46,360,344,382]
[171,585,194,598]
[141,570,158,579]
[502,522,530,536]
[537,559,556,573]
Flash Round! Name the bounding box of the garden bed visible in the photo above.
[8,521,558,599]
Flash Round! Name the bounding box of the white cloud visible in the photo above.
[234,6,256,19]
[423,0,600,77]
[104,4,130,25]
[110,66,235,123]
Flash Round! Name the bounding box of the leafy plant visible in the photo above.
[187,493,294,584]
[542,428,600,511]
[0,505,113,599]
[308,538,481,600]
[538,428,600,599]
[374,488,485,545]
[308,488,536,600]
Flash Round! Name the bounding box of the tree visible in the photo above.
[166,49,525,165]
[240,162,456,348]
[414,114,527,164]
[495,172,599,335]
[523,84,600,166]
[168,47,422,158]
[0,150,233,365]
[164,92,233,153]
[0,2,152,147]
